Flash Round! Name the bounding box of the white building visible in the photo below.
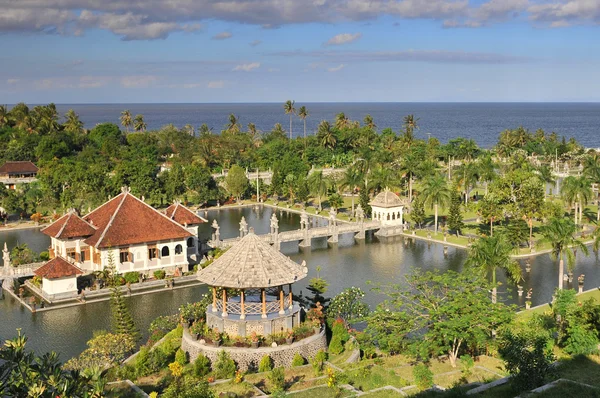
[42,187,204,274]
[34,256,83,298]
[370,189,408,226]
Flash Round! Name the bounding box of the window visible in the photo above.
[161,246,170,257]
[148,247,157,260]
[80,251,86,262]
[175,244,183,255]
[120,251,130,263]
[187,237,195,248]
[66,249,76,261]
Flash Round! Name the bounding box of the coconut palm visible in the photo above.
[0,105,9,127]
[401,114,419,147]
[183,124,194,136]
[133,114,146,132]
[340,167,362,215]
[316,121,336,150]
[120,110,132,132]
[307,170,329,212]
[298,106,309,140]
[421,174,451,234]
[363,114,376,131]
[335,112,350,130]
[63,109,83,134]
[476,154,496,195]
[539,216,588,290]
[538,164,556,199]
[583,154,600,220]
[226,114,241,134]
[466,234,522,303]
[284,100,296,139]
[400,153,420,203]
[561,176,592,225]
[455,162,480,205]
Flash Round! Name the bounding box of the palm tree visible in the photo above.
[340,167,362,215]
[466,234,522,303]
[363,114,376,131]
[63,109,83,134]
[583,154,600,220]
[120,110,132,132]
[183,124,194,136]
[335,112,350,130]
[298,106,308,140]
[307,171,329,212]
[455,162,480,205]
[133,114,146,132]
[400,153,421,203]
[539,216,588,290]
[284,100,296,139]
[0,105,9,127]
[421,174,451,234]
[561,176,592,225]
[316,121,336,150]
[226,114,241,134]
[284,173,298,204]
[538,164,555,199]
[401,114,419,147]
[476,154,496,195]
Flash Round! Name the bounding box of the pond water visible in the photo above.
[1,205,599,359]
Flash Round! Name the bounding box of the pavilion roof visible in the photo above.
[0,161,38,174]
[165,201,206,226]
[34,256,83,279]
[369,189,407,208]
[197,231,308,289]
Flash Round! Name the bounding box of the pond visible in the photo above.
[1,205,598,359]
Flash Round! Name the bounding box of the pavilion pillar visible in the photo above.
[261,288,267,319]
[288,283,293,310]
[222,288,228,317]
[279,286,285,314]
[212,287,217,312]
[240,290,246,319]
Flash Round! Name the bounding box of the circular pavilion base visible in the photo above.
[182,327,327,371]
[206,304,301,337]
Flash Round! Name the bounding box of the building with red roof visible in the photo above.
[165,200,207,262]
[34,256,83,298]
[42,187,200,274]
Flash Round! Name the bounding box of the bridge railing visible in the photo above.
[0,262,44,277]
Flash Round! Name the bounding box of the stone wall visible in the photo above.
[182,328,327,372]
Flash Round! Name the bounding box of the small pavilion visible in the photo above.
[370,188,408,226]
[197,229,308,337]
[34,256,83,299]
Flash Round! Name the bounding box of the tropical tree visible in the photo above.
[133,114,147,132]
[538,216,589,290]
[284,100,296,139]
[327,287,369,326]
[106,253,140,341]
[63,109,84,134]
[340,166,362,214]
[316,121,336,150]
[401,114,419,147]
[561,175,592,225]
[421,174,451,233]
[466,234,522,303]
[225,113,241,134]
[284,173,298,203]
[583,154,600,220]
[335,112,350,130]
[363,114,376,131]
[455,161,480,204]
[298,106,309,140]
[477,154,497,194]
[538,164,555,198]
[225,165,249,201]
[307,170,329,212]
[120,109,132,132]
[0,105,8,127]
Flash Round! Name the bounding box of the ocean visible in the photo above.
[42,102,600,148]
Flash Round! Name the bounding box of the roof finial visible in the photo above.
[121,186,130,194]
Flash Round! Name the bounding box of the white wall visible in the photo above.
[42,276,78,295]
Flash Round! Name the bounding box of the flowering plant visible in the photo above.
[249,331,261,343]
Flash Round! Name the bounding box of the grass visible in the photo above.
[210,381,258,397]
[360,389,405,397]
[516,288,600,323]
[288,386,355,397]
[531,380,600,397]
[105,382,146,398]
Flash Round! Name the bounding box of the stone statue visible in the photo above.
[239,216,248,238]
[2,242,10,268]
[355,204,365,222]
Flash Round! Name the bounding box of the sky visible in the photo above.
[1,0,599,103]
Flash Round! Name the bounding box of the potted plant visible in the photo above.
[207,328,222,347]
[189,321,205,340]
[286,330,294,345]
[306,302,324,333]
[249,332,261,348]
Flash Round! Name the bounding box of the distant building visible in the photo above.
[34,256,83,299]
[0,161,39,189]
[42,187,202,274]
[370,189,408,226]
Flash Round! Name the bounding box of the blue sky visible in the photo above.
[1,0,599,103]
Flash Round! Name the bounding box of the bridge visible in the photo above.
[207,206,404,251]
[211,166,346,186]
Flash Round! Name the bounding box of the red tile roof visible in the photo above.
[165,202,206,226]
[83,188,193,248]
[0,161,38,174]
[41,211,97,239]
[35,256,83,279]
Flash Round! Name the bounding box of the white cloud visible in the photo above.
[207,80,225,88]
[324,32,362,46]
[6,79,19,85]
[212,31,232,40]
[120,75,158,88]
[327,64,345,72]
[232,62,261,71]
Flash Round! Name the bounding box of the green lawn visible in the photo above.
[516,288,600,323]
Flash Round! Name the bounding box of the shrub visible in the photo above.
[134,346,151,377]
[193,354,211,378]
[175,348,188,365]
[292,353,305,367]
[311,350,328,375]
[292,323,313,340]
[123,271,140,284]
[328,334,344,355]
[154,270,166,280]
[161,376,214,398]
[259,355,274,373]
[64,332,135,371]
[147,348,169,373]
[213,350,236,379]
[563,323,599,355]
[39,251,49,261]
[331,319,349,342]
[179,295,211,324]
[459,355,475,377]
[148,314,179,344]
[413,363,433,391]
[269,367,286,392]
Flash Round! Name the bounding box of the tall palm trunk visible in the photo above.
[289,115,293,139]
[529,218,533,252]
[303,119,306,140]
[579,200,583,225]
[574,203,578,225]
[491,269,497,304]
[409,176,413,203]
[558,255,564,290]
[490,218,494,237]
[434,203,439,234]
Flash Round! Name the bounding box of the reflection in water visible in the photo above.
[1,205,599,358]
